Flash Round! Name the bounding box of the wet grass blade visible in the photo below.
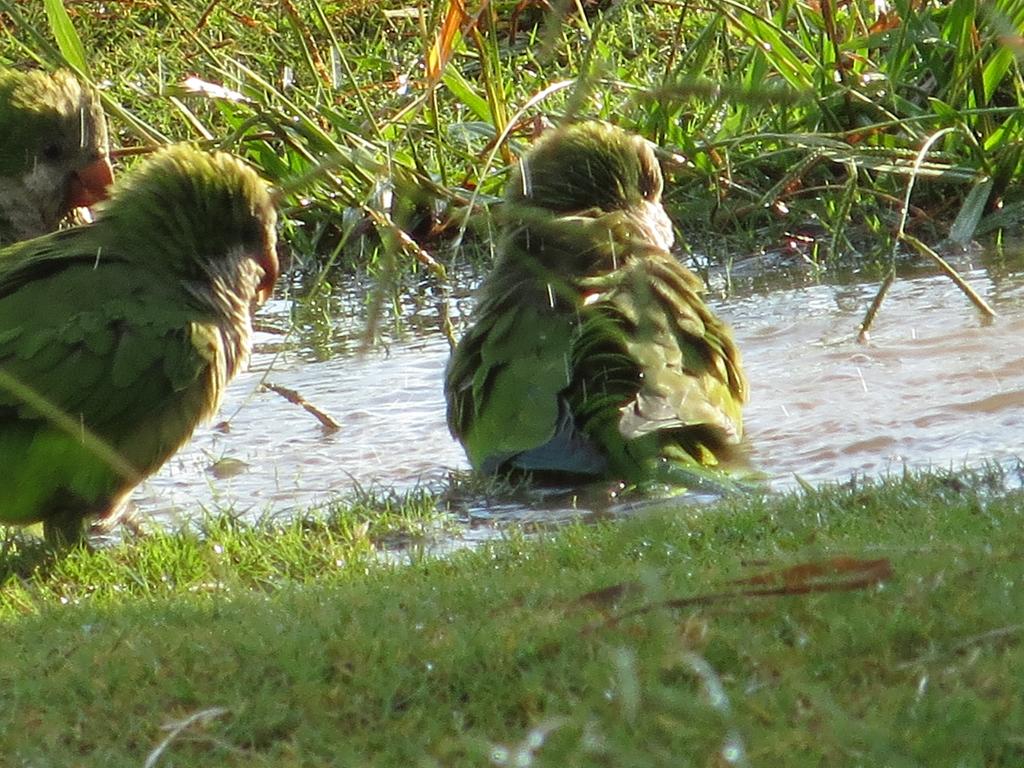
[900,232,997,321]
[857,268,895,344]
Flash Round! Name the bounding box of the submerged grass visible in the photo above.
[2,467,1023,765]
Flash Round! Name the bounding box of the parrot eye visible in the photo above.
[42,143,63,161]
[638,172,656,200]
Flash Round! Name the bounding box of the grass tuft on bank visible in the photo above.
[7,0,1024,275]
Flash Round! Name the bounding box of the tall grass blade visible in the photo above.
[948,178,994,246]
[428,0,470,81]
[43,0,89,75]
[443,68,492,122]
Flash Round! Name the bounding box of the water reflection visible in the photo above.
[135,253,1024,530]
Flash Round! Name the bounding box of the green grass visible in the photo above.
[2,468,1023,765]
[6,0,1024,275]
[0,485,449,605]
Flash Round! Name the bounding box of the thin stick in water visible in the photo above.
[901,232,997,322]
[857,268,895,344]
[263,382,342,432]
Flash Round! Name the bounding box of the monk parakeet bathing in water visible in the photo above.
[0,145,278,545]
[0,68,114,244]
[445,122,749,488]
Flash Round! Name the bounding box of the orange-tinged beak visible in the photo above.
[68,156,115,208]
[254,245,280,306]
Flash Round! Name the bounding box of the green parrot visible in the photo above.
[0,68,114,245]
[445,122,749,488]
[0,145,278,545]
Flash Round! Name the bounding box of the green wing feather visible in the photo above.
[0,252,219,538]
[569,241,747,481]
[447,287,585,474]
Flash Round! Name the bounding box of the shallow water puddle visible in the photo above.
[135,257,1024,527]
[735,267,1024,483]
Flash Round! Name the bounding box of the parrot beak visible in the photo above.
[254,243,280,306]
[68,156,115,208]
[640,200,675,252]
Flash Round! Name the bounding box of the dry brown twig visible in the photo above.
[263,382,342,432]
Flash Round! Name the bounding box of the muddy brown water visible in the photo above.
[134,253,1024,531]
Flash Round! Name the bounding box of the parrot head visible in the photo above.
[98,145,279,306]
[0,69,114,239]
[506,121,674,253]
